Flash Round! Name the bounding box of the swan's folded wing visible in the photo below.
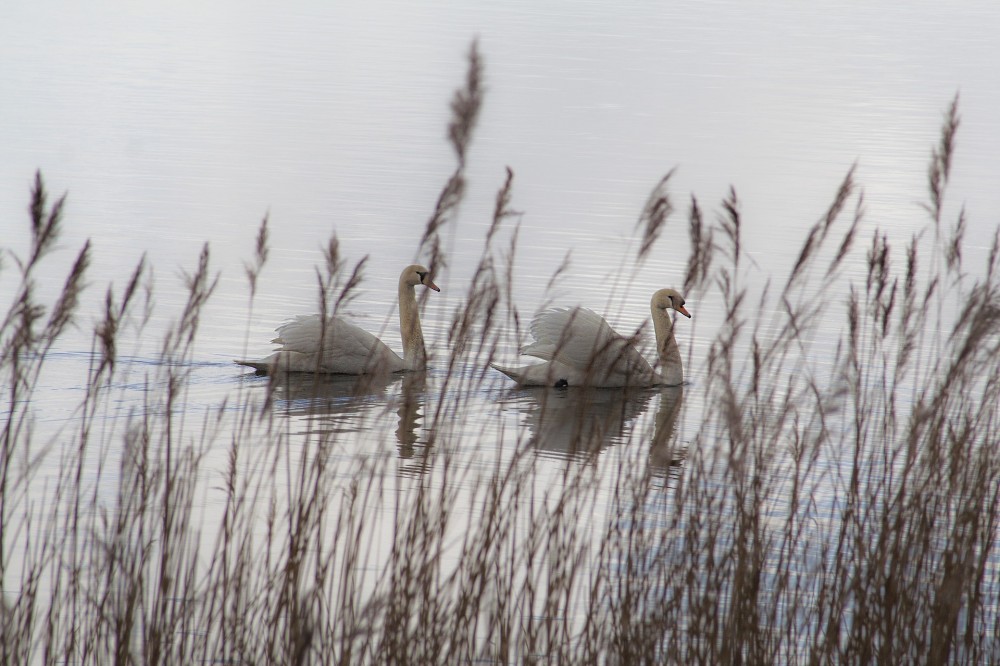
[520,310,560,360]
[274,314,401,374]
[523,307,610,363]
[272,315,317,351]
[524,307,653,382]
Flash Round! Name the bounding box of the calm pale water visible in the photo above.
[3,0,1000,650]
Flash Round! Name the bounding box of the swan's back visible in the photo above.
[240,314,404,374]
[523,307,655,385]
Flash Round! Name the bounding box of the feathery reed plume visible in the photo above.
[317,234,367,316]
[448,39,484,170]
[684,194,714,295]
[718,186,743,270]
[25,170,66,269]
[488,166,518,243]
[635,169,675,263]
[44,241,90,344]
[786,166,856,294]
[94,255,146,379]
[926,93,960,225]
[420,40,485,274]
[244,214,270,301]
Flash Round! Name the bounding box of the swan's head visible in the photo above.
[401,264,440,292]
[651,288,691,318]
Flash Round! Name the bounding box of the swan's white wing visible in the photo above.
[523,307,654,384]
[522,308,607,361]
[273,314,403,374]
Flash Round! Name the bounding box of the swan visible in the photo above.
[236,264,439,375]
[491,288,691,388]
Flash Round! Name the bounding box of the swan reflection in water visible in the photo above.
[394,372,430,466]
[505,385,686,470]
[255,370,432,472]
[262,371,402,412]
[648,386,685,474]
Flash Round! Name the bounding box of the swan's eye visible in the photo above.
[416,271,426,281]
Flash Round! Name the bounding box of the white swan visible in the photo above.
[491,288,691,387]
[236,264,439,375]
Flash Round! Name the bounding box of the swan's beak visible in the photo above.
[424,277,441,292]
[676,305,692,318]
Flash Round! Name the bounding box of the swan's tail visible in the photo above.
[490,362,519,381]
[235,350,288,374]
[234,359,270,375]
[490,361,565,387]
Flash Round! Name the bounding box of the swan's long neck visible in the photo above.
[652,307,683,385]
[398,281,427,371]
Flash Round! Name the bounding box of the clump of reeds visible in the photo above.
[2,42,999,666]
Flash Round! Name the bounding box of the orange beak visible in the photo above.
[424,277,441,292]
[677,305,691,318]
